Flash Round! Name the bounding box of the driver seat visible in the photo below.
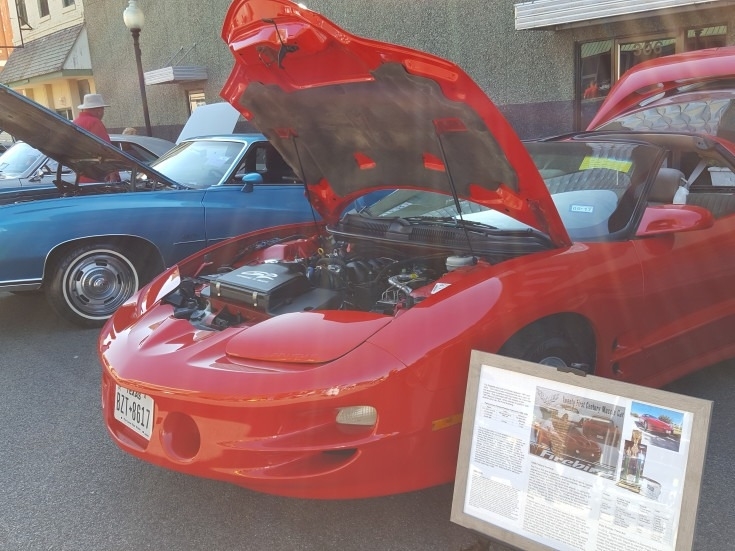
[649,168,685,205]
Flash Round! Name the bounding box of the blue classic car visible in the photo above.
[0,86,317,327]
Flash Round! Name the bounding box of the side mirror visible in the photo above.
[240,172,263,193]
[636,204,714,237]
[30,167,45,182]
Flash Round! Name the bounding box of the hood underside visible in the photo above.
[0,85,176,184]
[220,0,569,247]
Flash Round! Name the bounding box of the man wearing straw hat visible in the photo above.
[73,93,112,143]
[73,93,117,182]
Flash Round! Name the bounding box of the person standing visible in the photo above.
[73,93,112,142]
[73,93,116,183]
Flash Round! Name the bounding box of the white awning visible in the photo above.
[144,65,207,85]
[515,0,726,30]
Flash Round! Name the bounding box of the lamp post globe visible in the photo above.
[123,0,144,31]
[123,0,152,136]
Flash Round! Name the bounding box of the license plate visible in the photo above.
[114,385,155,440]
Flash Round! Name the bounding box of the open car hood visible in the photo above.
[0,85,177,185]
[220,0,569,247]
[588,46,735,131]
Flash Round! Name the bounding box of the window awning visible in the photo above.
[144,65,207,85]
[515,0,726,30]
[0,23,91,86]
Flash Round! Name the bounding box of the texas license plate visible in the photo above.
[114,385,155,440]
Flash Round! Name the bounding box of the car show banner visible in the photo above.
[451,351,712,551]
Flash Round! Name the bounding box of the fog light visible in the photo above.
[161,412,200,461]
[336,406,377,426]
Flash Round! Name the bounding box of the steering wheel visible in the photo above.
[53,179,76,195]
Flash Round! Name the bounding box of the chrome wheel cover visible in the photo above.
[61,249,139,320]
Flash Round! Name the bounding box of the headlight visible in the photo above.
[336,406,377,426]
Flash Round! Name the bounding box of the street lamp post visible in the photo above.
[123,0,152,136]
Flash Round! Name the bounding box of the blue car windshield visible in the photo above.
[150,139,246,189]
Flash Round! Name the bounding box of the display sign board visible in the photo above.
[451,351,712,551]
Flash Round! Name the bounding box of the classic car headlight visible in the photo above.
[336,406,377,426]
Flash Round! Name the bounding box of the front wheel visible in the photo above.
[45,243,140,327]
[499,324,594,374]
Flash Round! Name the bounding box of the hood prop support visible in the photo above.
[262,18,299,68]
[435,130,476,258]
[286,132,321,227]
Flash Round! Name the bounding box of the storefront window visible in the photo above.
[578,40,612,129]
[580,40,612,99]
[618,37,676,77]
[685,25,727,50]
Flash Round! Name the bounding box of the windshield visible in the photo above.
[358,140,660,241]
[0,142,45,176]
[150,139,247,189]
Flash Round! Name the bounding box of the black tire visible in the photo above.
[499,324,594,373]
[45,243,140,328]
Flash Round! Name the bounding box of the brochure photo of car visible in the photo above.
[530,387,626,479]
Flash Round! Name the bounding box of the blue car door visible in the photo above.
[202,182,316,244]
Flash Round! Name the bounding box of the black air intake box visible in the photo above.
[208,263,339,314]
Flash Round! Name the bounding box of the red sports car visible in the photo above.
[580,416,622,447]
[532,420,602,463]
[639,414,674,435]
[99,0,735,499]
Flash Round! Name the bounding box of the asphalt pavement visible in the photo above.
[1,290,733,550]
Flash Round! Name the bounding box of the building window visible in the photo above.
[16,0,30,28]
[62,0,75,7]
[578,40,612,129]
[188,90,206,116]
[38,0,49,18]
[580,40,612,99]
[685,25,727,51]
[617,36,676,78]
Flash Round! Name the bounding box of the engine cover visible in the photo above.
[210,263,312,313]
[208,263,340,315]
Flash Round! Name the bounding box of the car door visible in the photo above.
[630,194,735,384]
[202,142,316,244]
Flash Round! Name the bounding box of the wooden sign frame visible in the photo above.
[451,351,712,551]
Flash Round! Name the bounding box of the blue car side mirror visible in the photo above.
[241,172,263,193]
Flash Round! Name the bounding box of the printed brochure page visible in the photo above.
[462,364,693,551]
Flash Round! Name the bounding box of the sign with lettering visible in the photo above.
[451,351,711,551]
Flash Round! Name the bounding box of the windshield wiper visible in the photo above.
[403,216,498,231]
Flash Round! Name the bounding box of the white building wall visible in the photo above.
[10,0,85,44]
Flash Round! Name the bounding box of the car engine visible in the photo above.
[164,235,477,330]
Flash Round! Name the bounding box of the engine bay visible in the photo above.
[163,234,479,330]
